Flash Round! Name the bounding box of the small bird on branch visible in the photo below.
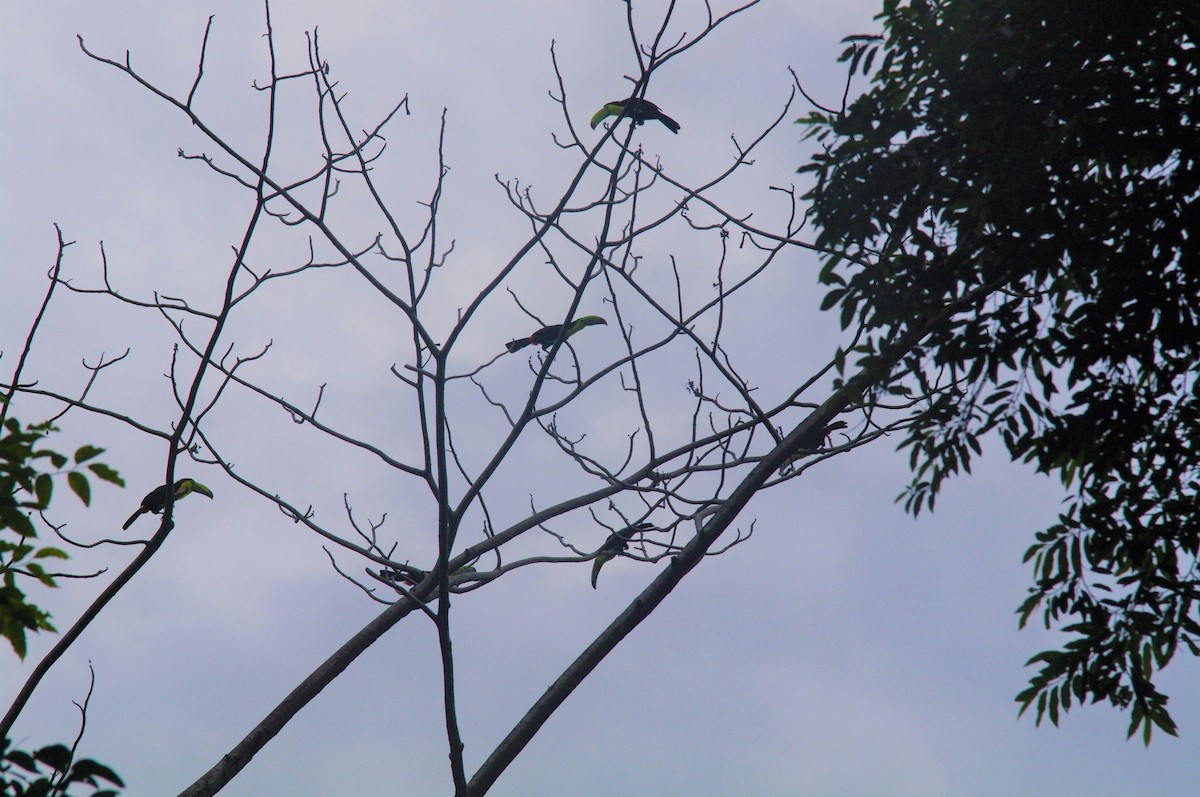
[780,420,849,473]
[590,98,680,134]
[123,478,213,530]
[591,522,657,589]
[506,315,607,353]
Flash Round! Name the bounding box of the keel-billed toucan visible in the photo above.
[590,98,680,134]
[779,421,849,473]
[123,478,213,530]
[506,315,607,353]
[389,564,477,588]
[591,522,656,589]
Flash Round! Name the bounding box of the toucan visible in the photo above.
[780,421,849,472]
[506,315,607,353]
[388,564,476,588]
[123,478,213,530]
[590,98,680,134]
[591,522,656,589]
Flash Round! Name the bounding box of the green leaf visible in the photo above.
[0,507,36,537]
[25,563,57,587]
[6,748,40,773]
[33,473,52,509]
[1151,708,1179,739]
[69,758,125,787]
[1126,701,1144,740]
[33,743,71,771]
[820,288,847,311]
[6,627,29,659]
[67,472,90,506]
[87,462,125,486]
[73,445,105,464]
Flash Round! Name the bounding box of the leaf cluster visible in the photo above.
[800,0,1199,738]
[0,738,123,797]
[0,398,124,658]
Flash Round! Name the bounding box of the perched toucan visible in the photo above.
[123,478,213,530]
[780,420,849,472]
[506,315,607,353]
[590,98,680,134]
[590,522,655,589]
[388,564,476,588]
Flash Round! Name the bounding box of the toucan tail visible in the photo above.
[506,338,531,353]
[122,508,145,531]
[657,113,680,134]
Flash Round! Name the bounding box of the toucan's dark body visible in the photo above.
[506,315,607,353]
[794,420,848,456]
[591,522,656,588]
[507,323,569,353]
[123,478,213,530]
[590,98,680,134]
[780,421,850,473]
[388,564,476,588]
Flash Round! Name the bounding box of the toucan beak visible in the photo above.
[192,484,214,499]
[590,106,615,129]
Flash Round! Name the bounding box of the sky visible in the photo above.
[2,2,1197,796]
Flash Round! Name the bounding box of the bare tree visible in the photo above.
[1,2,952,794]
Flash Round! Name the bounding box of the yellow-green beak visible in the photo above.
[590,104,618,129]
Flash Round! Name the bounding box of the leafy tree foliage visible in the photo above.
[800,0,1199,741]
[0,397,124,659]
[0,396,125,795]
[1,738,123,797]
